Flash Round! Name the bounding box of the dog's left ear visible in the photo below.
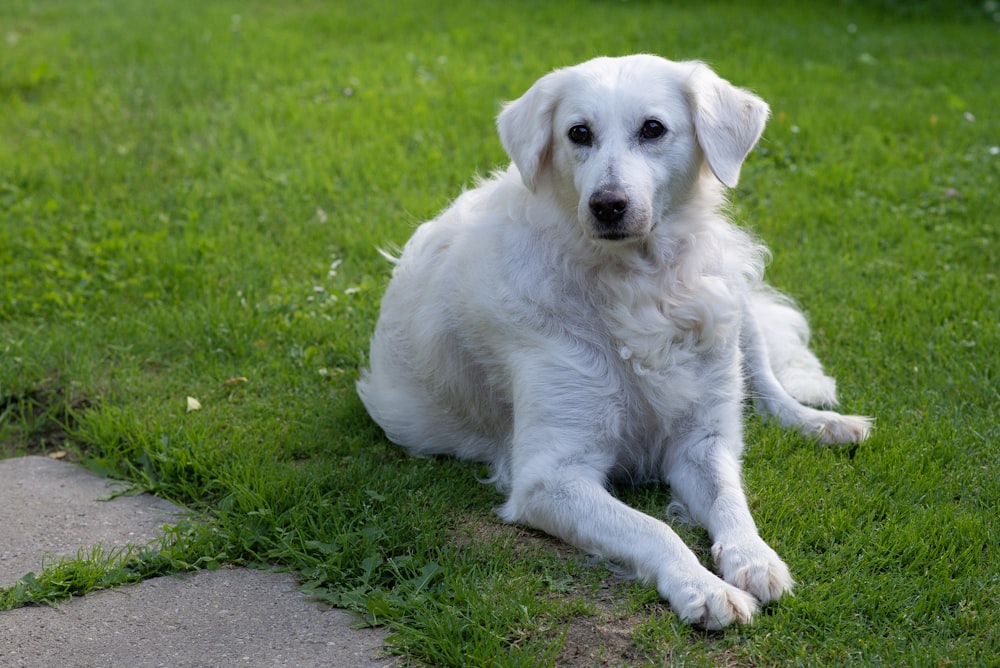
[497,71,562,192]
[685,63,770,188]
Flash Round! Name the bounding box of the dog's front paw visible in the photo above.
[712,540,794,604]
[663,573,759,630]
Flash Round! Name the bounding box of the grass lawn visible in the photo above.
[1,0,997,664]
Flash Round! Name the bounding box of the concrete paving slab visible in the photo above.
[0,456,183,584]
[0,569,394,667]
[0,457,393,667]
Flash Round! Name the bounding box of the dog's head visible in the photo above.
[497,55,769,243]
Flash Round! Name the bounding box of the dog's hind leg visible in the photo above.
[748,288,839,407]
[741,296,873,444]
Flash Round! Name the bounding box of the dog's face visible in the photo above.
[545,64,701,242]
[498,55,769,243]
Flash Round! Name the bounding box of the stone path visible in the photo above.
[0,456,393,667]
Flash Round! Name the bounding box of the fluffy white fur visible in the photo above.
[357,55,872,629]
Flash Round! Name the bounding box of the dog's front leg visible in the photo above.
[665,415,794,605]
[497,429,759,629]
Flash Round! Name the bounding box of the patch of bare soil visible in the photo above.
[556,608,649,667]
[452,513,583,561]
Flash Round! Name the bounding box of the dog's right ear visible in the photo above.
[497,71,562,192]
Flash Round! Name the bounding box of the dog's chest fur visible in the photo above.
[502,232,747,470]
[599,254,743,411]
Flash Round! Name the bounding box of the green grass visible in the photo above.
[1,0,997,665]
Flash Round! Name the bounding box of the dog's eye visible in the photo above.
[639,119,666,141]
[568,124,592,146]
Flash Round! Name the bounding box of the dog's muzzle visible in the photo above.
[589,189,628,223]
[588,188,636,241]
[589,188,634,240]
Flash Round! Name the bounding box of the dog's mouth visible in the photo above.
[592,223,651,243]
[595,230,636,242]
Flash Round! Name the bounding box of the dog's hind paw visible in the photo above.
[778,369,840,409]
[814,412,874,444]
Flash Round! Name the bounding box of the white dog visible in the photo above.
[357,55,872,629]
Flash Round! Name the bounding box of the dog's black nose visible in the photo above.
[589,190,628,224]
